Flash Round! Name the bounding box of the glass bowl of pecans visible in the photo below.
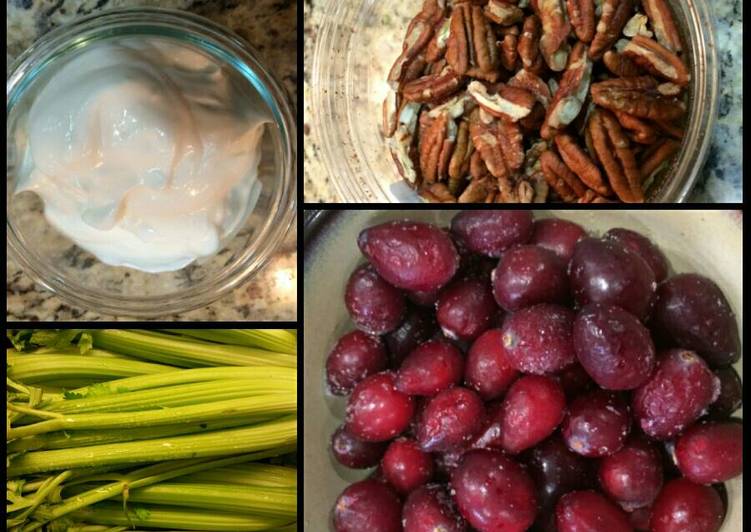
[311,0,719,203]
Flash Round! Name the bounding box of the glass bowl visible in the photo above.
[303,210,742,530]
[7,7,296,317]
[311,0,718,202]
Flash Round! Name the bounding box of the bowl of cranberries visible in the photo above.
[304,210,742,531]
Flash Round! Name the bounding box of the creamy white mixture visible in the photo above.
[14,38,269,272]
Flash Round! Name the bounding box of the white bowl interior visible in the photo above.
[304,210,742,530]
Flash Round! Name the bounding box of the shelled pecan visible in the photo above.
[383,0,690,203]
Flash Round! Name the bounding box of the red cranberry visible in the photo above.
[330,425,388,469]
[675,421,743,484]
[381,437,435,494]
[708,366,743,419]
[556,362,594,399]
[396,339,464,396]
[384,305,438,368]
[599,436,664,510]
[345,372,415,442]
[464,329,519,401]
[501,303,576,375]
[531,217,587,262]
[467,400,504,451]
[556,490,632,532]
[632,349,720,440]
[652,273,740,367]
[451,449,538,532]
[403,484,468,532]
[358,220,459,293]
[573,303,656,390]
[450,210,534,257]
[570,237,656,321]
[345,264,405,335]
[499,375,566,454]
[326,330,388,395]
[562,390,631,457]
[332,479,402,532]
[416,387,484,453]
[650,478,724,532]
[605,227,670,282]
[491,245,569,312]
[436,277,497,341]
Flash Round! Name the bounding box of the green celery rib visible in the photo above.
[9,395,296,439]
[8,416,297,476]
[162,329,297,355]
[90,330,296,368]
[6,354,174,383]
[174,464,296,488]
[65,503,292,531]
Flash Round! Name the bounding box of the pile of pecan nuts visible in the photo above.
[383,0,689,203]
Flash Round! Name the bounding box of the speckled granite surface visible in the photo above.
[303,0,742,203]
[7,0,298,322]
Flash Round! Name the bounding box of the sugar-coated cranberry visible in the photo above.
[605,227,670,282]
[531,218,586,262]
[501,303,576,375]
[450,210,534,257]
[330,425,388,469]
[632,349,720,440]
[396,339,464,396]
[492,245,569,312]
[358,220,459,292]
[570,237,656,321]
[652,273,740,367]
[403,484,468,532]
[674,421,743,484]
[332,479,402,532]
[556,490,632,532]
[451,449,538,532]
[436,277,497,341]
[345,264,405,335]
[345,372,415,442]
[598,436,663,510]
[464,329,519,401]
[650,478,724,532]
[562,390,631,457]
[573,303,656,390]
[417,387,485,453]
[381,437,435,494]
[708,366,743,419]
[384,305,438,368]
[326,330,388,395]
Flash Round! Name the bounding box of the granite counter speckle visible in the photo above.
[7,0,298,322]
[303,0,742,203]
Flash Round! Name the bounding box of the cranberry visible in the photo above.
[605,227,670,282]
[599,436,663,510]
[436,277,497,341]
[556,490,632,532]
[464,329,519,401]
[384,305,438,368]
[570,237,656,321]
[573,303,656,390]
[332,479,402,532]
[345,372,415,442]
[345,264,405,335]
[499,375,566,454]
[330,425,388,469]
[491,245,569,312]
[451,449,538,532]
[531,217,586,262]
[395,339,464,396]
[708,366,743,419]
[358,220,459,293]
[416,387,484,453]
[652,273,741,367]
[467,400,504,451]
[326,330,389,395]
[650,478,724,532]
[556,362,594,399]
[632,349,720,440]
[562,390,631,457]
[450,210,534,257]
[403,484,468,532]
[501,303,576,375]
[381,437,435,494]
[675,421,743,484]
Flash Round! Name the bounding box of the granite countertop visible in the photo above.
[7,0,297,322]
[303,0,742,203]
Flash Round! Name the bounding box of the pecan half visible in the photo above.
[425,18,451,63]
[467,81,536,121]
[540,149,589,199]
[590,76,685,120]
[589,0,633,61]
[554,132,612,196]
[497,117,525,170]
[421,182,457,202]
[508,69,552,108]
[653,118,684,139]
[458,176,493,202]
[602,50,643,78]
[566,0,595,42]
[639,138,681,180]
[588,108,644,202]
[469,109,509,179]
[484,0,524,26]
[403,69,465,103]
[387,0,445,87]
[613,110,658,144]
[518,14,542,69]
[469,149,490,180]
[642,0,682,52]
[388,103,422,186]
[419,113,457,184]
[538,0,571,71]
[542,42,593,138]
[448,120,473,194]
[498,25,520,71]
[446,3,500,82]
[623,35,690,86]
